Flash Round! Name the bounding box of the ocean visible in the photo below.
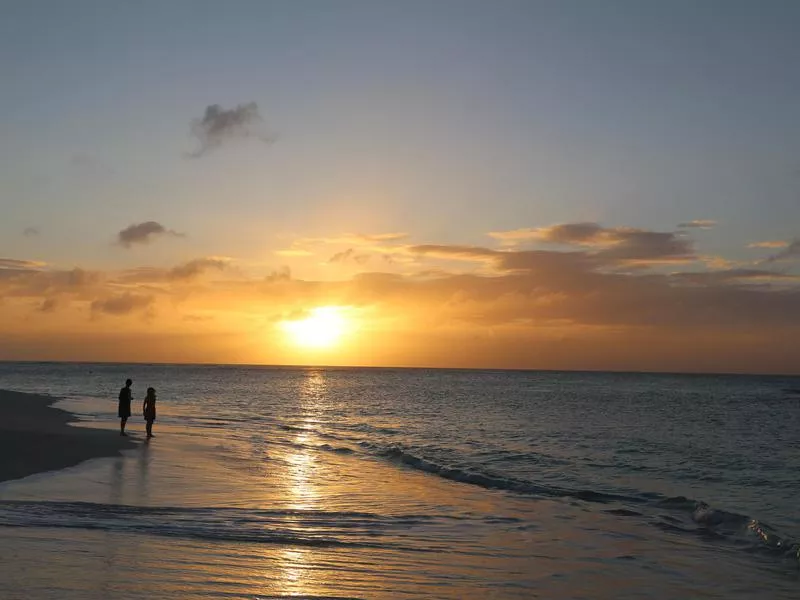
[0,362,797,599]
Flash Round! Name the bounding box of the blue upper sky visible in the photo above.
[2,0,800,271]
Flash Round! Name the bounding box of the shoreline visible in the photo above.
[0,389,137,484]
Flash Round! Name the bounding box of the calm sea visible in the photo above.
[0,362,798,599]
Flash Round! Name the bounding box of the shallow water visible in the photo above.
[0,363,798,598]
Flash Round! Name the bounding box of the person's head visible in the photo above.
[125,379,132,387]
[147,387,156,398]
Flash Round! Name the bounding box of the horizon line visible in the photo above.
[0,359,797,379]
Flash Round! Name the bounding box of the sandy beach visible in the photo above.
[0,389,136,483]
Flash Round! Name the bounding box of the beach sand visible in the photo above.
[0,389,136,483]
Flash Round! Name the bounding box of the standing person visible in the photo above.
[143,387,157,439]
[118,378,133,436]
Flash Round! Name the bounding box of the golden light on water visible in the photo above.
[279,306,351,349]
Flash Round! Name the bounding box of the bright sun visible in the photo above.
[280,306,349,349]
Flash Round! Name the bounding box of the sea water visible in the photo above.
[0,363,797,599]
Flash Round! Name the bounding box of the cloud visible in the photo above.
[168,257,229,281]
[669,268,799,287]
[39,297,59,313]
[409,244,498,262]
[2,223,800,373]
[489,223,694,263]
[23,227,39,237]
[90,292,154,316]
[678,219,717,229]
[188,102,274,157]
[491,223,604,245]
[765,239,800,263]
[749,240,789,249]
[0,258,46,271]
[328,249,370,265]
[117,221,184,248]
[276,232,409,261]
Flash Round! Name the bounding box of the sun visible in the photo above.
[280,306,349,349]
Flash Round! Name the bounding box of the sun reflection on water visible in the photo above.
[276,369,327,595]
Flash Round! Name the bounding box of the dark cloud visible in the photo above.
[678,220,717,229]
[765,239,800,263]
[488,223,695,263]
[593,230,694,262]
[188,102,274,157]
[169,258,228,281]
[532,222,605,244]
[117,221,184,248]
[533,223,694,262]
[23,227,39,237]
[90,292,154,316]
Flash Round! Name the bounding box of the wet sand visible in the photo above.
[0,389,136,483]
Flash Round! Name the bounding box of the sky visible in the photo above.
[1,0,800,373]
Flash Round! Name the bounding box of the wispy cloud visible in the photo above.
[329,249,370,265]
[678,219,717,229]
[276,232,409,260]
[188,103,274,158]
[748,240,789,249]
[0,258,46,270]
[117,221,184,248]
[409,244,498,262]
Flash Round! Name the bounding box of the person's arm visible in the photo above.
[142,398,147,413]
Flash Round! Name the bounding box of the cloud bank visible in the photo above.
[2,221,800,373]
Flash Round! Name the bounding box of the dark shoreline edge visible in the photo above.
[0,389,137,484]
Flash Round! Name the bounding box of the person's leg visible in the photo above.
[146,420,153,437]
[120,417,128,435]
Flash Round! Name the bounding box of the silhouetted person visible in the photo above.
[118,379,133,436]
[143,387,157,439]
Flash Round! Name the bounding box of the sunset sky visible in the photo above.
[2,1,800,373]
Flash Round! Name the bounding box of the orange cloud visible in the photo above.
[748,240,789,249]
[2,222,800,373]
